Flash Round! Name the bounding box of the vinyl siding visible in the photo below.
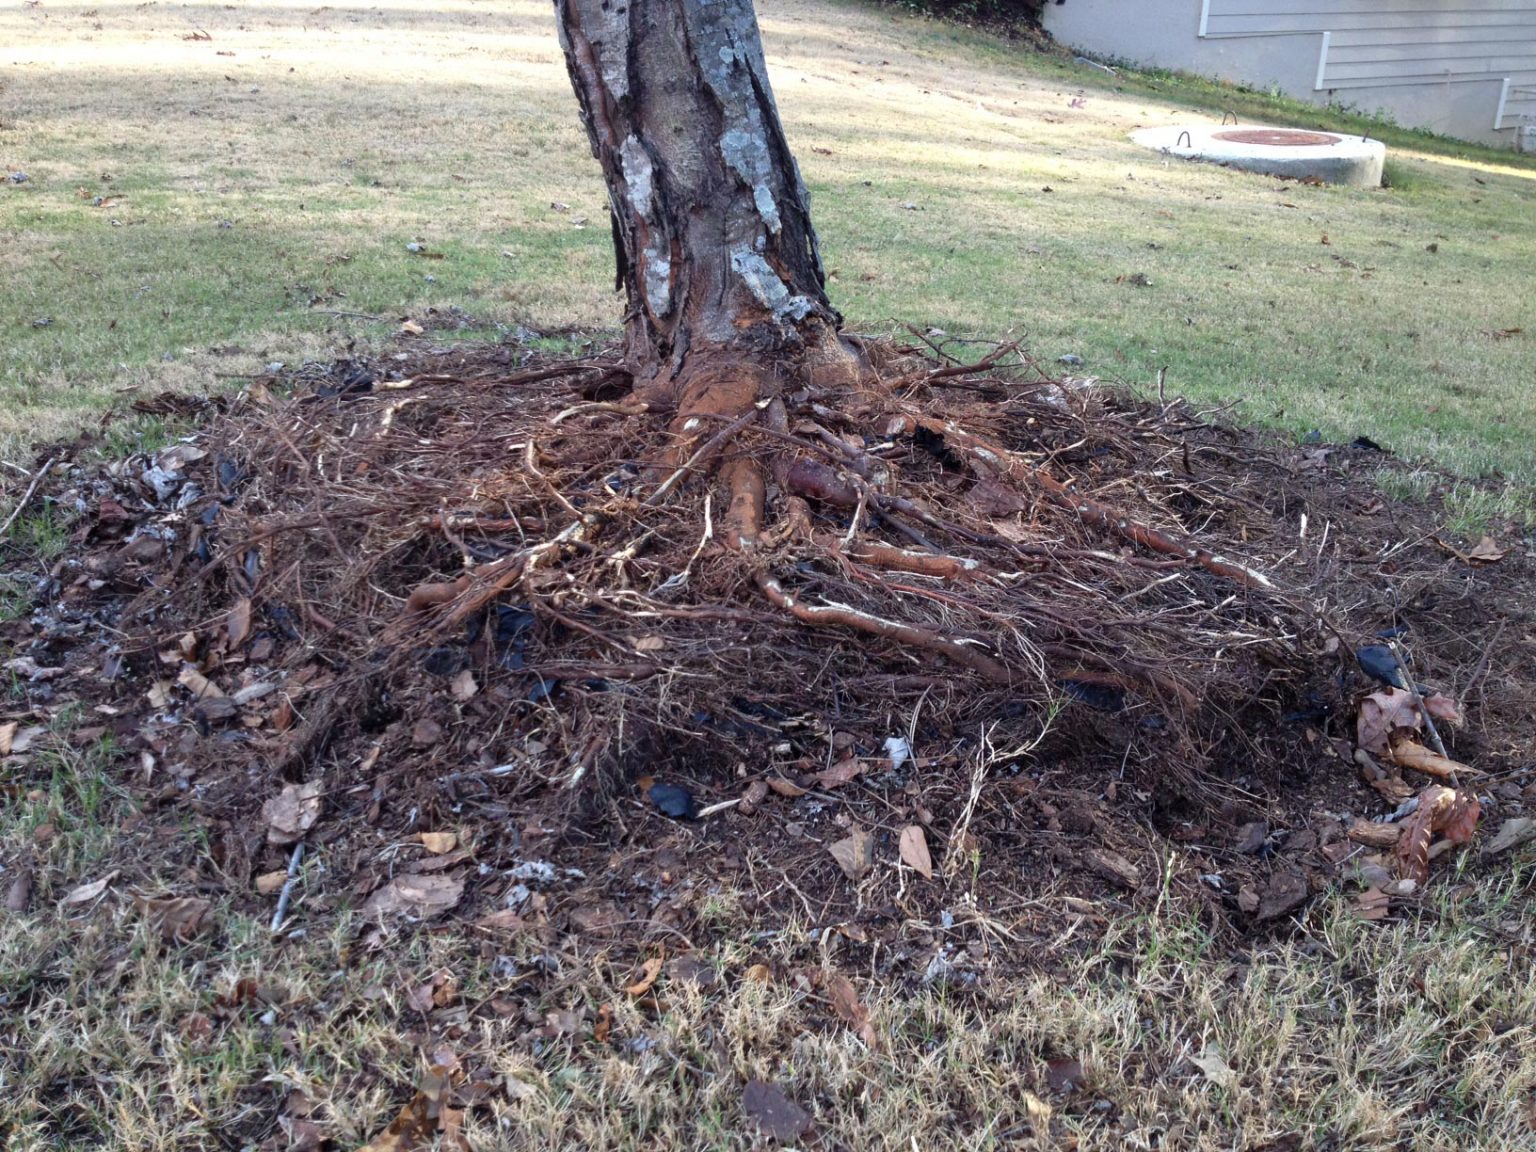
[1206,1,1536,126]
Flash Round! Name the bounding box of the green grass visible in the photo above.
[3,4,1536,1148]
[2,0,1535,490]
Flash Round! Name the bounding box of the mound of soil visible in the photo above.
[3,337,1533,964]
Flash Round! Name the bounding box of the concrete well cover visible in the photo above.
[1131,124,1385,187]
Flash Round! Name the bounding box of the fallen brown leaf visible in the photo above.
[420,831,458,854]
[177,664,224,699]
[1352,887,1391,921]
[1387,731,1477,780]
[473,908,527,933]
[134,895,213,942]
[828,826,875,881]
[898,824,933,879]
[263,781,323,845]
[1467,535,1508,563]
[1396,785,1481,883]
[814,756,863,789]
[226,597,252,647]
[1190,1047,1237,1089]
[593,1003,613,1044]
[360,872,464,920]
[624,955,664,997]
[742,1079,813,1142]
[825,971,878,1047]
[255,870,288,896]
[3,724,47,755]
[766,775,808,798]
[0,721,16,756]
[61,870,118,905]
[355,1090,434,1152]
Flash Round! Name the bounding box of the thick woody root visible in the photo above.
[128,339,1327,799]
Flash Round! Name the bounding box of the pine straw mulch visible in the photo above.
[4,334,1535,967]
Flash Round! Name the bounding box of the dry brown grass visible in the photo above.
[3,0,1536,481]
[5,4,1536,1148]
[5,836,1534,1149]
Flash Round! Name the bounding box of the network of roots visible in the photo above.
[117,338,1327,801]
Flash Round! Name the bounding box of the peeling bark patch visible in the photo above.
[619,136,673,316]
[720,128,781,235]
[731,248,814,322]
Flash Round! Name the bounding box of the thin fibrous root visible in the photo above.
[924,419,1276,590]
[756,573,1013,683]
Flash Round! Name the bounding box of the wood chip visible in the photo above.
[1346,818,1402,848]
[1080,847,1141,890]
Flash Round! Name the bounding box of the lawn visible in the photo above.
[3,3,1536,1150]
[2,0,1535,484]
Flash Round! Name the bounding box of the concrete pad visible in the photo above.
[1131,125,1385,187]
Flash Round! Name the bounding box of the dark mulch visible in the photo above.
[3,335,1533,983]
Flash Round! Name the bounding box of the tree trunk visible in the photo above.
[554,0,844,402]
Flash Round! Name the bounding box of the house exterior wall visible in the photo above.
[1042,0,1536,147]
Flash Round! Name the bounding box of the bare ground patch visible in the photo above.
[2,338,1534,1148]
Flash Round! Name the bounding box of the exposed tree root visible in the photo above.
[755,573,1015,684]
[108,337,1339,808]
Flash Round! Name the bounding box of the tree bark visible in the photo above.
[554,0,842,399]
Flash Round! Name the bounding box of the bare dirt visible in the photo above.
[4,334,1534,986]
